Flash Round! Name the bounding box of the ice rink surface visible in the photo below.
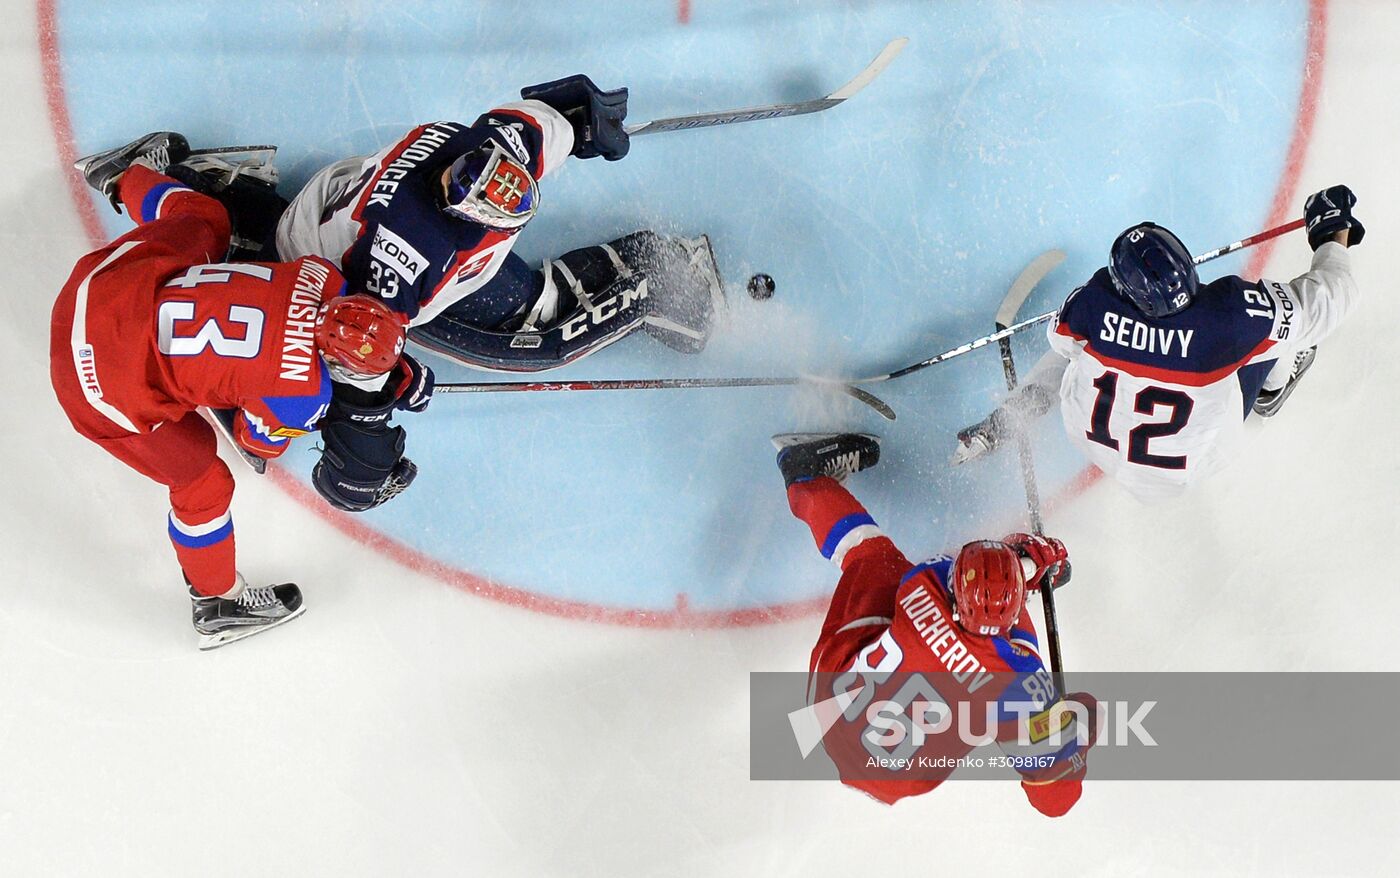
[2,1,1398,875]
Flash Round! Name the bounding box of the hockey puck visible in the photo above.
[747,273,775,300]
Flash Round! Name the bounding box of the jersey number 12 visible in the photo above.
[1085,370,1195,470]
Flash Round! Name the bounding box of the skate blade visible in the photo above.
[197,604,306,651]
[1253,349,1317,418]
[771,432,879,451]
[72,131,188,174]
[183,147,279,185]
[187,145,277,162]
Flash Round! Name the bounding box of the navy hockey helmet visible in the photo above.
[1108,223,1199,318]
[444,141,539,231]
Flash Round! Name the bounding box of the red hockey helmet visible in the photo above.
[950,540,1026,637]
[315,294,406,377]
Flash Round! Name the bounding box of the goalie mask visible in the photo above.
[443,142,539,231]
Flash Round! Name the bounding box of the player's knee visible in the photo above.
[171,458,236,521]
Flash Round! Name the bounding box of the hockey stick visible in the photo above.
[624,38,908,136]
[850,250,1067,384]
[1190,216,1305,264]
[201,406,269,474]
[435,376,897,421]
[992,254,1068,694]
[852,217,1306,385]
[431,219,1298,422]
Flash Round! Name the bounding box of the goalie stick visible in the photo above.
[624,38,907,136]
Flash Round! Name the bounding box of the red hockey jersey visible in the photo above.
[54,170,346,458]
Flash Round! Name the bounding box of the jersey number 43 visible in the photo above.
[1084,370,1195,470]
[157,263,271,359]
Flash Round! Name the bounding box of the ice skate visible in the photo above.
[73,131,191,211]
[773,432,881,487]
[1253,346,1317,418]
[166,145,286,256]
[173,145,281,188]
[190,574,305,650]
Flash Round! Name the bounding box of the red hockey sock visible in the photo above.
[787,477,885,567]
[168,461,238,597]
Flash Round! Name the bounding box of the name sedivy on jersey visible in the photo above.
[366,122,462,209]
[1099,312,1196,357]
[280,259,331,382]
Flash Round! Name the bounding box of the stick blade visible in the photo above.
[840,384,897,421]
[827,37,909,100]
[625,37,908,136]
[995,249,1066,329]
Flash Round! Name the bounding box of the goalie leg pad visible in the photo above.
[411,268,651,371]
[411,231,724,369]
[611,231,724,354]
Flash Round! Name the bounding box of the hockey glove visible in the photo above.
[951,410,1010,465]
[521,74,630,161]
[392,353,435,413]
[1003,532,1069,592]
[313,418,411,512]
[1304,185,1365,250]
[312,383,413,512]
[1019,692,1099,818]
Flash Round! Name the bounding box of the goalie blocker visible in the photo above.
[412,230,725,371]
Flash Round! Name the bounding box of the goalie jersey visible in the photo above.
[274,101,574,327]
[1047,241,1359,500]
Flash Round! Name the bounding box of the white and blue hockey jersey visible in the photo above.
[1046,241,1358,500]
[275,101,574,327]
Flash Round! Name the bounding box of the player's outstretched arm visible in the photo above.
[1282,185,1365,349]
